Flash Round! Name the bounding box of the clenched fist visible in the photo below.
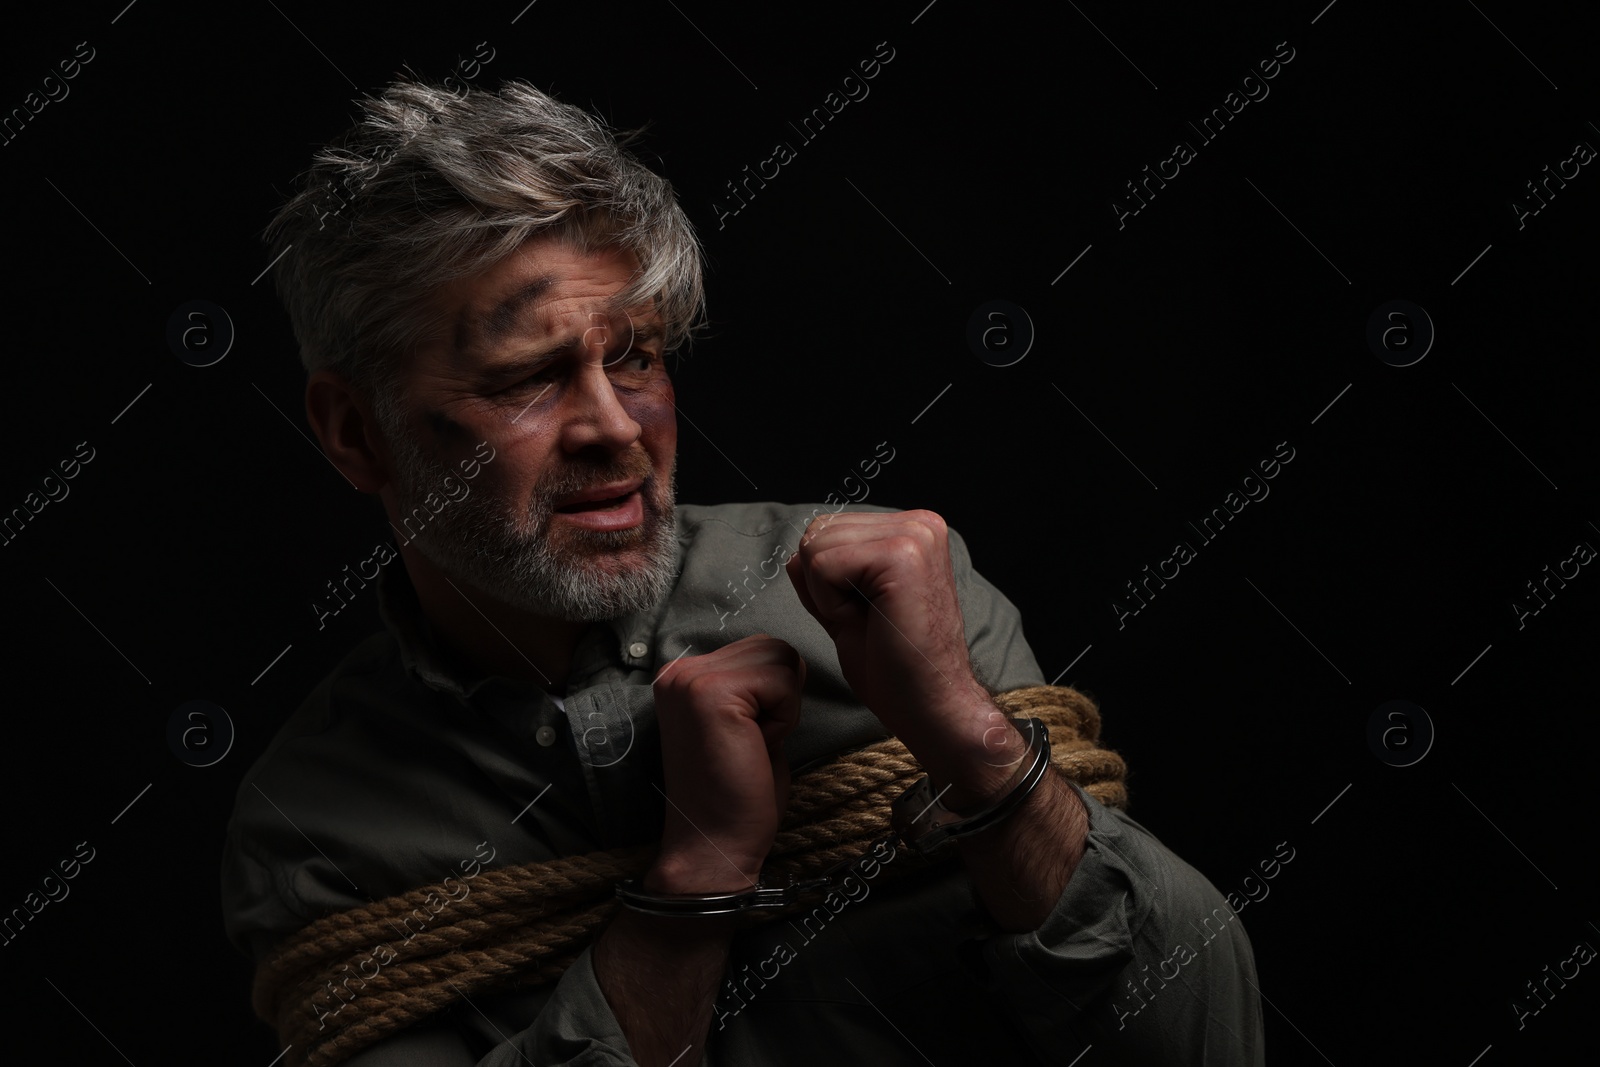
[785,509,1025,810]
[647,634,806,895]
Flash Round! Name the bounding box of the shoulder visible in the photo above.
[227,629,418,801]
[218,630,475,959]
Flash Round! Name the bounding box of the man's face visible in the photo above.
[379,237,680,621]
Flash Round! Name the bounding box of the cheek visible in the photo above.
[474,434,556,510]
[629,382,677,456]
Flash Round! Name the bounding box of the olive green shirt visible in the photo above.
[220,501,1264,1065]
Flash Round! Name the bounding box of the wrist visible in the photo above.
[645,849,762,895]
[890,715,1056,858]
[915,693,1032,813]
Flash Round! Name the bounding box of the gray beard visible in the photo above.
[385,429,679,622]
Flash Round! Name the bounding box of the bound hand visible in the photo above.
[648,634,806,893]
[785,510,1024,807]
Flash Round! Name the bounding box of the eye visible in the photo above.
[498,367,557,394]
[608,351,664,380]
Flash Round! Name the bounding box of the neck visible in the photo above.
[398,542,587,693]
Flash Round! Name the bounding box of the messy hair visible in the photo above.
[262,78,705,424]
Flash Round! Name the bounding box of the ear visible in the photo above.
[306,370,391,493]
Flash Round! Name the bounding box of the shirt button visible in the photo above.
[628,641,649,659]
[535,725,557,747]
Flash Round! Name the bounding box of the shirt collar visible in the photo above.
[374,524,689,701]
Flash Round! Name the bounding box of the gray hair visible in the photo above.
[262,78,706,425]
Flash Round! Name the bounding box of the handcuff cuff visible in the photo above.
[614,716,1052,918]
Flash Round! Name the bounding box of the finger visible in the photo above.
[656,632,789,684]
[711,633,804,674]
[703,659,806,730]
[758,653,805,747]
[764,660,801,822]
[784,551,823,621]
[769,747,791,824]
[796,510,945,551]
[797,553,866,625]
[795,539,921,624]
[791,518,945,611]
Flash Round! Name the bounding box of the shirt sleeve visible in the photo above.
[942,524,1264,1062]
[979,783,1266,1065]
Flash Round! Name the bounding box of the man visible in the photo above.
[222,77,1264,1065]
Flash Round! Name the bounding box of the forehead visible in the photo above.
[443,238,652,361]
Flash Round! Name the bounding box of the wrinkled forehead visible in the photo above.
[443,242,656,365]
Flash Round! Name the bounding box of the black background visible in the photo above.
[2,1,1596,1063]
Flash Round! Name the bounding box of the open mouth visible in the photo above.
[555,490,638,514]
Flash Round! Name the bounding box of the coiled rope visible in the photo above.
[252,684,1128,1065]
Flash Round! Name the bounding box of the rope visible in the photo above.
[251,685,1127,1065]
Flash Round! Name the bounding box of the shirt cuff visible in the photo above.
[979,783,1148,1011]
[479,946,638,1066]
[977,783,1265,1064]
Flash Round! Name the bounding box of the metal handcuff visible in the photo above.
[614,716,1052,918]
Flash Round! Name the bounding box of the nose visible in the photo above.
[558,355,642,455]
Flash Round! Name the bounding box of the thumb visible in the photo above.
[785,551,828,630]
[768,745,791,825]
[794,546,868,628]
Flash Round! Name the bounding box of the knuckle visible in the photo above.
[654,661,693,691]
[888,535,923,563]
[681,672,722,705]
